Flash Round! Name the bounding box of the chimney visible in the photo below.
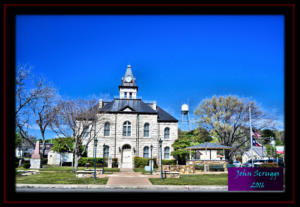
[152,101,157,110]
[99,99,103,109]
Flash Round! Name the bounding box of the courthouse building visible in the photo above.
[86,65,178,168]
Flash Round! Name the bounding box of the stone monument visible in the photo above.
[30,141,41,169]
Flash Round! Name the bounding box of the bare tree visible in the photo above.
[50,99,106,172]
[194,95,276,161]
[16,65,52,148]
[31,79,58,159]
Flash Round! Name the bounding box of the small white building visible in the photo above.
[47,150,73,165]
[242,146,267,163]
[186,142,232,161]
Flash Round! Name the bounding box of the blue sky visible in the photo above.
[16,15,284,139]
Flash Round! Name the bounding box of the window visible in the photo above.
[164,127,170,139]
[124,92,127,98]
[104,122,110,136]
[143,146,149,158]
[129,92,132,98]
[144,123,150,137]
[104,145,109,158]
[164,147,170,159]
[123,121,131,136]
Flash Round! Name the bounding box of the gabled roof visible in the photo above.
[99,99,178,122]
[156,106,178,122]
[186,142,232,150]
[100,99,156,114]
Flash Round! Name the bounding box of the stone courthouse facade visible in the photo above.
[86,65,178,169]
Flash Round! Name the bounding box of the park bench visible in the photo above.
[209,164,224,172]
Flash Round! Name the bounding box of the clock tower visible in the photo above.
[119,65,138,99]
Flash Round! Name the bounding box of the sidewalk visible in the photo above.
[106,168,158,186]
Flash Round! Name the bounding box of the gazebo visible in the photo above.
[186,142,232,161]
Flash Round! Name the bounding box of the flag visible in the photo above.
[252,130,261,139]
[252,137,262,146]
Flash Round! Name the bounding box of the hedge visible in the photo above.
[78,157,107,167]
[134,157,150,168]
[162,159,176,165]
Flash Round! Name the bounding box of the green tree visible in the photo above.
[16,132,22,148]
[194,95,275,162]
[171,128,212,164]
[261,129,275,145]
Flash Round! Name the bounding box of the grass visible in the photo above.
[16,171,108,184]
[150,174,228,185]
[16,165,120,172]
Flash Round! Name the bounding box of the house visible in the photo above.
[83,65,178,169]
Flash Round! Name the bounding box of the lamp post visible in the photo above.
[102,144,106,175]
[150,145,153,175]
[94,137,98,180]
[159,138,164,180]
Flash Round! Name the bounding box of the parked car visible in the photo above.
[232,161,241,167]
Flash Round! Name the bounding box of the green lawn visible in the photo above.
[16,171,108,184]
[150,174,228,185]
[17,165,120,172]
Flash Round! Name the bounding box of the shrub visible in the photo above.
[194,164,204,171]
[162,159,176,165]
[112,158,118,168]
[41,158,48,165]
[62,162,72,166]
[22,161,30,169]
[152,157,158,168]
[78,157,107,167]
[260,163,278,168]
[134,157,150,168]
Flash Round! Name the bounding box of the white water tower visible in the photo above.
[181,104,191,131]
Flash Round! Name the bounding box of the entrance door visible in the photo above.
[122,145,132,168]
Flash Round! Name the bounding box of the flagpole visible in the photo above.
[249,106,254,167]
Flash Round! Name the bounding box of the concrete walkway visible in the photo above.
[106,168,156,186]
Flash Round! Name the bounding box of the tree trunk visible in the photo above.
[225,150,234,163]
[73,154,80,172]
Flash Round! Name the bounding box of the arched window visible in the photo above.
[144,123,150,137]
[104,145,109,158]
[123,121,131,136]
[104,122,110,136]
[164,147,170,159]
[164,127,170,139]
[143,146,149,158]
